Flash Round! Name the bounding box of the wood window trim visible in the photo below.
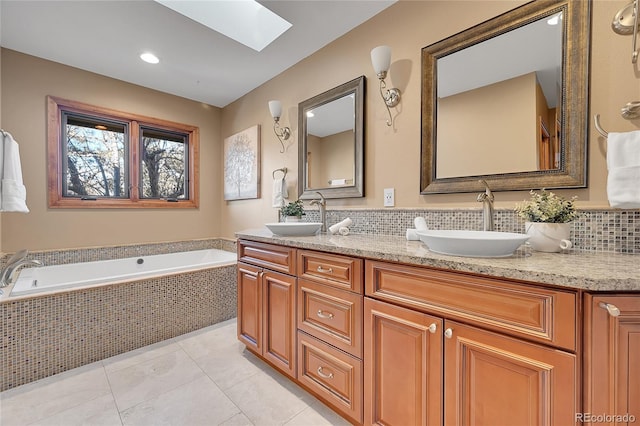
[47,96,199,209]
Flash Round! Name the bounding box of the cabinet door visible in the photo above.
[262,270,297,379]
[364,297,443,426]
[584,294,640,425]
[444,320,576,426]
[237,262,262,353]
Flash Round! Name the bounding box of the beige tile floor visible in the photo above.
[0,318,351,426]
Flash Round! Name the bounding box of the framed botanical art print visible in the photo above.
[224,125,260,201]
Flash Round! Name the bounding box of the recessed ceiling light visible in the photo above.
[140,52,160,64]
[154,0,292,52]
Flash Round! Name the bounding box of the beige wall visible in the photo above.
[0,35,3,253]
[220,0,640,238]
[437,73,538,177]
[0,49,222,251]
[2,1,638,249]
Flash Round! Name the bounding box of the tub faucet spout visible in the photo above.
[1,252,42,287]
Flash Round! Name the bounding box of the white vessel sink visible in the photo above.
[416,230,529,258]
[265,222,323,236]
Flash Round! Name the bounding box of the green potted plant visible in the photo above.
[515,189,579,252]
[280,200,306,222]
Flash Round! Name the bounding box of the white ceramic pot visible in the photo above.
[525,222,572,252]
[284,216,301,223]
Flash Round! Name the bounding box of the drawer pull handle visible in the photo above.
[444,328,453,339]
[428,323,437,334]
[317,310,334,319]
[316,266,333,274]
[317,366,334,379]
[599,302,621,317]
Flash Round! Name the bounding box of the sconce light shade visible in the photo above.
[371,45,401,126]
[371,45,392,77]
[268,100,282,119]
[268,100,290,153]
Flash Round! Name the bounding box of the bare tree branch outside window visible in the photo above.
[65,123,126,197]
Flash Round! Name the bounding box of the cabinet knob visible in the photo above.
[317,366,334,379]
[316,310,334,319]
[444,328,453,339]
[599,302,621,317]
[316,266,333,274]
[428,323,437,334]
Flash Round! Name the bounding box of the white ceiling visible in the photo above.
[0,0,395,108]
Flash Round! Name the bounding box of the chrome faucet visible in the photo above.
[0,250,42,287]
[477,180,494,232]
[309,191,327,232]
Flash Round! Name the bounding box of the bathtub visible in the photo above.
[10,248,237,297]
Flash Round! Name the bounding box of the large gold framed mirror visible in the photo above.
[421,0,590,194]
[298,76,365,199]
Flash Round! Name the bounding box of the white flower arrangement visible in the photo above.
[515,189,579,223]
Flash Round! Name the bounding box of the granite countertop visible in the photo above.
[236,229,640,292]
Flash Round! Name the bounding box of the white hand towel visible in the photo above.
[329,218,353,234]
[414,217,428,231]
[406,228,420,241]
[607,130,640,208]
[272,177,288,208]
[338,227,350,236]
[1,131,29,213]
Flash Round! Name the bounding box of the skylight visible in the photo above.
[154,0,292,52]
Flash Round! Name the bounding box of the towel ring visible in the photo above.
[272,167,287,179]
[594,114,609,138]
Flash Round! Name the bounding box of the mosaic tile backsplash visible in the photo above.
[302,208,640,254]
[0,238,238,391]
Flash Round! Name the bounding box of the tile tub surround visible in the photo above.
[236,229,640,292]
[0,237,238,269]
[300,208,640,254]
[0,239,238,392]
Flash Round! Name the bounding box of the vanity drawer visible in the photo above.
[297,250,363,293]
[365,260,577,351]
[297,331,363,424]
[298,279,363,358]
[238,240,296,275]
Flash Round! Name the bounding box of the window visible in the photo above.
[47,96,199,208]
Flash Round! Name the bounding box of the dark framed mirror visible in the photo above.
[421,0,590,194]
[298,76,365,199]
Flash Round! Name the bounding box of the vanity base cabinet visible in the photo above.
[364,297,443,426]
[298,331,363,424]
[237,262,297,379]
[444,320,577,426]
[584,294,640,424]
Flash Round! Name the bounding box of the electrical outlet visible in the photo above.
[383,188,395,207]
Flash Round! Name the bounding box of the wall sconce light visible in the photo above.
[371,45,401,126]
[268,100,290,153]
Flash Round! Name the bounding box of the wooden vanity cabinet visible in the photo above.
[444,319,576,426]
[584,294,640,424]
[237,240,297,379]
[364,298,443,425]
[364,260,578,426]
[296,250,364,424]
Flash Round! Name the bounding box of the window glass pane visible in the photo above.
[140,128,188,199]
[63,114,127,198]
